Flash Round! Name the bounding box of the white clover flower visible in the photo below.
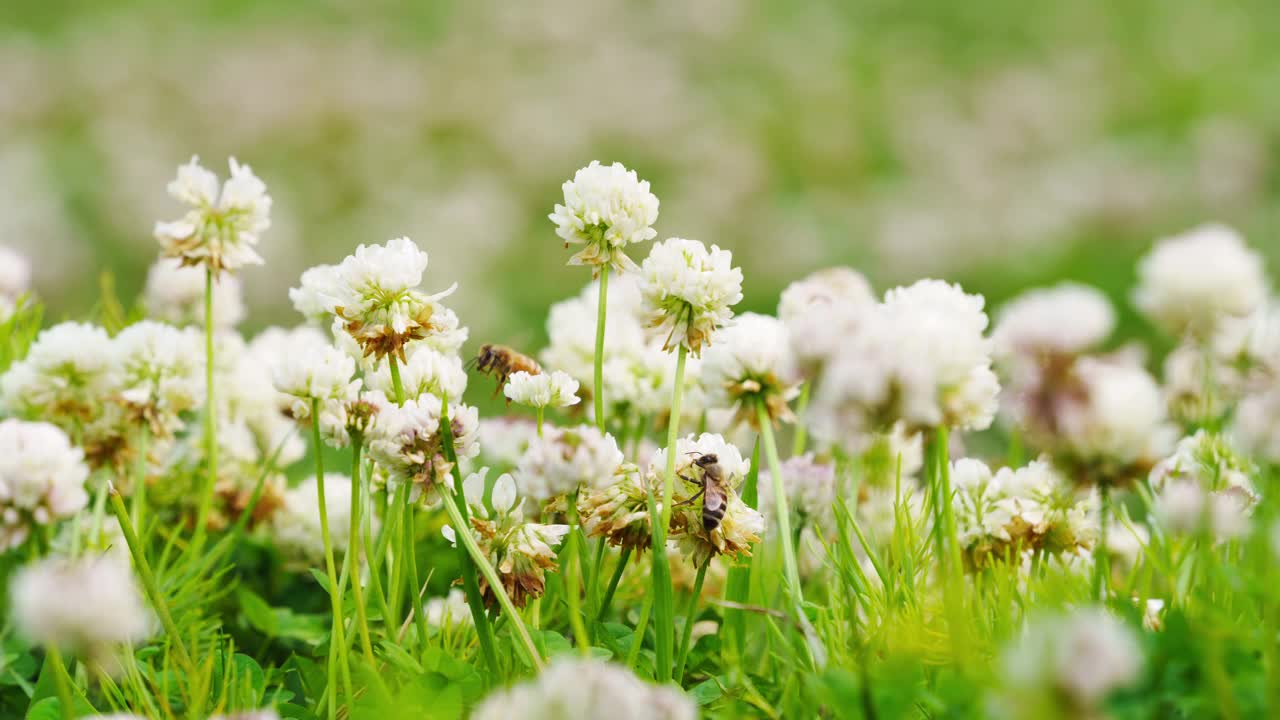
[424,588,472,628]
[810,280,999,442]
[144,257,245,329]
[271,344,361,422]
[549,161,660,274]
[310,237,460,362]
[366,394,479,504]
[0,245,32,301]
[758,454,836,531]
[154,156,271,274]
[477,416,540,469]
[1149,431,1256,540]
[288,263,342,323]
[1,322,117,422]
[515,425,624,500]
[368,344,468,403]
[503,370,580,409]
[1233,387,1280,463]
[113,321,204,436]
[639,237,742,354]
[10,556,151,659]
[778,266,875,377]
[0,419,90,551]
[858,422,925,488]
[1056,357,1176,471]
[650,433,762,564]
[271,474,372,563]
[1133,223,1267,337]
[1002,609,1141,712]
[472,657,695,720]
[700,312,801,429]
[993,283,1115,358]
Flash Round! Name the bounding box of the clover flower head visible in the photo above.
[154,156,271,274]
[0,419,90,551]
[271,344,361,421]
[778,266,875,376]
[700,312,801,429]
[639,237,743,354]
[366,393,479,505]
[113,320,204,436]
[472,658,695,720]
[503,370,581,409]
[369,344,468,404]
[993,283,1115,359]
[1001,608,1141,713]
[550,161,660,275]
[1,322,117,423]
[515,425,624,500]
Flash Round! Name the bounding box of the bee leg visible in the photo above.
[672,487,705,508]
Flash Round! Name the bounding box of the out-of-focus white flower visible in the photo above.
[113,321,204,436]
[1107,521,1150,571]
[297,237,459,362]
[154,156,271,274]
[0,245,32,301]
[1001,608,1141,713]
[701,312,800,429]
[271,474,372,563]
[1150,431,1256,540]
[0,419,90,551]
[993,283,1115,358]
[472,657,695,720]
[369,344,467,403]
[549,161,660,274]
[424,588,473,628]
[777,266,875,377]
[758,454,835,530]
[1133,223,1267,337]
[639,237,742,354]
[516,425,623,500]
[272,345,361,422]
[503,370,580,409]
[810,280,999,442]
[145,257,245,329]
[366,393,479,505]
[1233,387,1280,463]
[288,263,342,323]
[1056,357,1176,472]
[210,712,280,720]
[10,556,151,660]
[477,417,540,469]
[1,322,117,422]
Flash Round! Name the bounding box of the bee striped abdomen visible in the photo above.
[702,485,727,531]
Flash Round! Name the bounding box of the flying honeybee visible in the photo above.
[469,344,542,395]
[676,453,728,532]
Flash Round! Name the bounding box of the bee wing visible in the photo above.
[703,482,727,515]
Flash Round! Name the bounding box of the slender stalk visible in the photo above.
[627,591,654,670]
[46,646,76,720]
[649,344,688,681]
[348,437,375,664]
[1093,484,1111,602]
[674,559,710,681]
[791,381,811,457]
[192,267,218,551]
[439,400,521,673]
[563,492,591,654]
[405,508,431,654]
[310,399,351,710]
[757,402,824,669]
[108,490,193,670]
[387,355,406,407]
[130,425,149,530]
[536,407,545,438]
[593,265,611,431]
[597,545,632,622]
[659,345,689,531]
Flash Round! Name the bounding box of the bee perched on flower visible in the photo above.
[443,469,568,608]
[550,161,660,275]
[291,237,460,365]
[701,312,801,429]
[153,156,272,274]
[639,237,743,355]
[649,433,762,566]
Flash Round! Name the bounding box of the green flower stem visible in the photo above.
[791,381,811,457]
[130,425,149,530]
[564,492,591,654]
[627,590,654,671]
[597,545,632,622]
[192,267,218,552]
[757,401,825,669]
[593,265,611,431]
[587,538,606,622]
[387,355,406,407]
[348,437,376,664]
[674,558,709,681]
[46,646,76,720]
[107,489,193,670]
[405,507,431,653]
[1093,484,1111,602]
[536,407,544,438]
[310,399,352,710]
[649,343,688,681]
[440,400,522,674]
[723,437,760,672]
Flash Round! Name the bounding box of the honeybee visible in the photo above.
[469,344,542,394]
[676,453,728,532]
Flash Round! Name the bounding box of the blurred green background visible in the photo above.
[2,0,1278,351]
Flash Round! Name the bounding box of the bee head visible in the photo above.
[692,453,719,468]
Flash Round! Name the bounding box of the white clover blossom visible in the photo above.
[550,161,660,274]
[810,280,999,442]
[777,266,875,377]
[993,283,1115,358]
[369,344,468,403]
[503,370,581,409]
[515,425,624,500]
[1001,608,1141,713]
[1133,223,1267,337]
[650,433,763,565]
[0,419,90,551]
[1149,431,1256,540]
[639,237,742,354]
[154,156,271,274]
[113,321,204,436]
[649,432,751,492]
[700,312,801,429]
[366,393,480,504]
[758,454,836,531]
[271,474,372,563]
[1056,357,1176,471]
[1233,387,1280,463]
[288,263,341,323]
[10,556,151,658]
[424,588,472,628]
[477,416,540,469]
[145,257,245,329]
[1,322,117,422]
[0,244,31,301]
[472,657,695,720]
[271,344,361,422]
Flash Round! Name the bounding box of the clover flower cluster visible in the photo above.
[0,419,90,551]
[0,244,32,320]
[1149,430,1257,541]
[639,237,743,355]
[270,473,376,564]
[472,657,694,720]
[549,161,660,274]
[154,156,272,274]
[514,424,624,501]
